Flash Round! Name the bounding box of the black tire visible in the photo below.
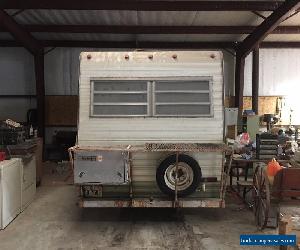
[156,154,202,197]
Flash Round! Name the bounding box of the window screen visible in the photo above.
[153,80,212,116]
[91,80,149,116]
[90,78,213,117]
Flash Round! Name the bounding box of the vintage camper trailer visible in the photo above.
[70,50,229,208]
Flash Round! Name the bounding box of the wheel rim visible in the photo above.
[252,166,270,230]
[164,162,194,191]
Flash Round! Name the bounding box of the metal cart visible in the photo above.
[252,163,300,230]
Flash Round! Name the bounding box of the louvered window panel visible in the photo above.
[91,80,149,117]
[90,78,213,117]
[153,79,212,117]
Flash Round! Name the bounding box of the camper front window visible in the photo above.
[90,78,212,117]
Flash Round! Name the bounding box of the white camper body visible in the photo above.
[73,51,228,208]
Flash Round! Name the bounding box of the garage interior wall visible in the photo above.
[0,47,299,142]
[0,48,36,122]
[244,49,300,96]
[244,49,300,124]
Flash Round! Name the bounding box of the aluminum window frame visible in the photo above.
[90,77,214,118]
[90,79,150,117]
[152,77,213,117]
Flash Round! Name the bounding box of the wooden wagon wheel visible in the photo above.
[252,165,270,230]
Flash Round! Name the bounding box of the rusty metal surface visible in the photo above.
[145,143,228,152]
[79,198,224,208]
[220,152,233,201]
[69,143,230,153]
[78,199,131,208]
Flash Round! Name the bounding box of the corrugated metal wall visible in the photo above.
[244,49,300,96]
[0,48,36,122]
[243,49,300,124]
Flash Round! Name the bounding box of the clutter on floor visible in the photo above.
[225,110,300,231]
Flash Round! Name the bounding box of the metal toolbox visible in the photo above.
[256,133,278,160]
[74,150,129,184]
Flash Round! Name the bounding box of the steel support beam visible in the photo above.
[260,41,300,48]
[41,40,237,49]
[235,52,245,117]
[34,53,45,138]
[3,40,300,49]
[0,25,253,34]
[252,47,259,114]
[0,40,238,49]
[0,9,42,54]
[238,0,300,58]
[2,25,300,34]
[0,1,284,11]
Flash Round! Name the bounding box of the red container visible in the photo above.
[0,151,6,161]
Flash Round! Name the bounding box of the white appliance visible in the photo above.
[21,156,36,211]
[0,159,22,229]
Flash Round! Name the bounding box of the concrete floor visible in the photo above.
[0,186,279,250]
[0,170,280,250]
